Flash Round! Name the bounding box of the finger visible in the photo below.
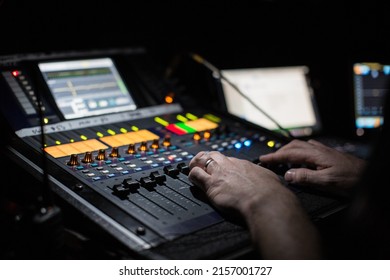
[189,151,210,170]
[188,166,210,191]
[260,148,316,166]
[284,168,326,187]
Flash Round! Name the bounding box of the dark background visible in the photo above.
[0,0,389,138]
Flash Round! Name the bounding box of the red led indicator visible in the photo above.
[11,70,20,77]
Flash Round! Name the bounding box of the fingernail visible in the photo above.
[285,170,295,182]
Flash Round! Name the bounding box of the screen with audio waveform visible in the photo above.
[38,58,137,120]
[353,62,389,135]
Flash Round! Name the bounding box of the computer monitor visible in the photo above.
[352,62,389,137]
[218,66,322,138]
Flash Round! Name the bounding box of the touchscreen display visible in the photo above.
[38,58,137,119]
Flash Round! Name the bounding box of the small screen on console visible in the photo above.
[353,62,389,135]
[38,58,137,119]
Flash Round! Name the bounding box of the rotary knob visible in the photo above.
[67,154,80,166]
[150,139,160,150]
[138,141,149,152]
[109,147,120,158]
[162,135,171,147]
[81,151,94,163]
[95,149,107,161]
[126,143,136,154]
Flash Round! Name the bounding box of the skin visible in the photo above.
[187,139,367,259]
[188,150,322,259]
[259,139,367,196]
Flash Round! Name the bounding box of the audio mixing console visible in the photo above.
[0,48,343,259]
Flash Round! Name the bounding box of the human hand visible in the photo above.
[188,150,289,216]
[259,139,367,195]
[188,150,321,259]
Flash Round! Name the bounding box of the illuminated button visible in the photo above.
[234,142,243,149]
[267,140,275,148]
[243,139,252,147]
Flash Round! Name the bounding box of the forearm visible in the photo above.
[242,189,322,259]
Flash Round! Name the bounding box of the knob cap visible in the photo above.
[150,139,160,150]
[138,141,149,152]
[162,135,171,147]
[126,143,136,154]
[109,147,120,158]
[67,154,79,166]
[81,151,94,163]
[95,149,107,161]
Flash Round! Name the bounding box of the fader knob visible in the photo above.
[177,162,190,175]
[81,151,94,163]
[95,149,107,161]
[163,164,180,177]
[150,171,166,184]
[67,154,80,166]
[109,147,120,158]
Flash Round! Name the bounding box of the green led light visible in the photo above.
[176,122,197,133]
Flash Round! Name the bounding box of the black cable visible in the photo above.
[189,52,295,139]
[29,90,64,259]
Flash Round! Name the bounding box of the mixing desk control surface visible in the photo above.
[0,48,342,259]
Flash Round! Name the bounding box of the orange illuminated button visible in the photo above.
[44,139,108,158]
